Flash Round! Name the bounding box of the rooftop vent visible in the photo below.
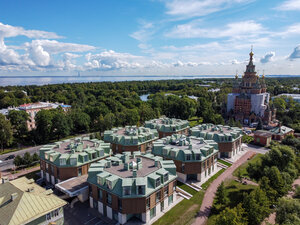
[27,187,34,192]
[11,193,18,201]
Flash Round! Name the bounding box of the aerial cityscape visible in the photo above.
[0,1,300,225]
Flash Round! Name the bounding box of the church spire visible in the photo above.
[245,46,256,73]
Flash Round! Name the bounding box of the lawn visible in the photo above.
[232,153,263,178]
[207,179,257,225]
[217,159,232,167]
[177,181,198,195]
[154,169,225,225]
[201,169,225,190]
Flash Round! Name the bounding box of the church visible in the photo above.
[227,49,276,125]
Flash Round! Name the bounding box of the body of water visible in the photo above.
[0,75,298,87]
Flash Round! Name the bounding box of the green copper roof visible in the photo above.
[87,152,177,198]
[144,117,190,133]
[103,126,158,146]
[40,137,112,167]
[152,134,218,162]
[270,125,294,135]
[190,124,243,143]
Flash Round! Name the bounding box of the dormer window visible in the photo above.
[70,158,77,166]
[123,186,131,196]
[59,158,66,166]
[107,180,112,190]
[196,154,200,160]
[186,154,191,161]
[164,173,169,183]
[137,185,145,195]
[155,178,161,187]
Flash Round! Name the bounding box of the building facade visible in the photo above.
[40,136,112,185]
[152,134,219,183]
[104,126,159,154]
[227,50,276,125]
[254,130,272,147]
[87,152,177,224]
[270,125,294,141]
[190,124,243,159]
[144,117,190,138]
[0,177,67,225]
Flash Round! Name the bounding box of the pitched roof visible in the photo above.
[0,177,67,225]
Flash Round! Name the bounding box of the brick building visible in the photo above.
[103,126,159,154]
[152,134,218,183]
[190,124,243,159]
[270,125,294,141]
[87,152,177,224]
[227,49,276,125]
[144,117,190,138]
[40,137,112,185]
[254,130,272,147]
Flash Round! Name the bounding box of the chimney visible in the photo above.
[155,160,159,167]
[11,193,18,201]
[1,176,8,184]
[133,169,137,178]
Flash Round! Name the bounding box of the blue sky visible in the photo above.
[0,0,300,76]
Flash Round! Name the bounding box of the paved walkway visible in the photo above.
[192,151,256,225]
[1,165,40,180]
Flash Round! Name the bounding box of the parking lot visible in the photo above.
[64,201,117,225]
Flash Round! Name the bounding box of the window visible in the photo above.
[107,180,112,190]
[59,158,66,166]
[78,167,82,176]
[155,178,161,187]
[45,163,48,171]
[70,158,77,166]
[99,189,103,200]
[150,207,156,219]
[173,182,176,191]
[186,154,191,161]
[107,193,112,205]
[46,209,59,220]
[168,195,173,205]
[182,164,185,173]
[196,154,200,160]
[51,166,54,174]
[137,185,145,195]
[156,191,161,203]
[123,186,131,196]
[118,199,122,210]
[146,198,150,209]
[164,186,168,197]
[164,173,168,183]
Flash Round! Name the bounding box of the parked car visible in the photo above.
[5,155,15,160]
[0,160,3,164]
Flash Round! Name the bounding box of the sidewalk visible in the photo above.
[192,151,256,225]
[1,165,40,180]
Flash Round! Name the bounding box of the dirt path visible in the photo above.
[192,151,256,225]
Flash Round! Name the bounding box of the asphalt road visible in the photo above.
[0,145,41,171]
[243,143,270,154]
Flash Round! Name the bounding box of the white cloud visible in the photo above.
[164,0,253,19]
[166,20,264,39]
[24,39,95,54]
[28,43,51,66]
[130,21,154,42]
[288,45,300,60]
[260,52,275,63]
[0,22,62,39]
[275,0,300,11]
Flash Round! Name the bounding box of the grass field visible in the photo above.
[154,169,225,225]
[177,181,198,195]
[217,159,232,167]
[232,153,263,178]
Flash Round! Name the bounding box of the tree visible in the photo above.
[32,152,39,162]
[215,204,247,225]
[237,169,243,182]
[256,118,263,130]
[7,110,29,140]
[23,152,33,166]
[276,198,300,225]
[70,110,90,133]
[243,188,270,225]
[14,155,23,167]
[51,111,70,140]
[0,114,13,150]
[295,186,300,199]
[35,110,54,143]
[215,182,229,206]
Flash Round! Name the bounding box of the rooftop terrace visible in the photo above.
[190,124,243,142]
[39,137,112,167]
[144,117,189,133]
[104,126,158,146]
[152,134,218,162]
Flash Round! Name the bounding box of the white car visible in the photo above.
[0,160,3,164]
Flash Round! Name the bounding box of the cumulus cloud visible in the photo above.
[166,20,264,39]
[288,45,300,60]
[164,0,253,19]
[260,52,275,63]
[275,0,300,11]
[172,60,211,67]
